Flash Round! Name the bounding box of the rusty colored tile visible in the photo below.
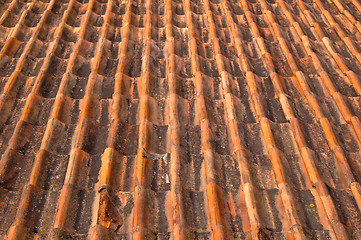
[2,0,361,238]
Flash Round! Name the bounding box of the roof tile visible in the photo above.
[1,0,361,238]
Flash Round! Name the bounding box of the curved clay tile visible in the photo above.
[1,0,361,239]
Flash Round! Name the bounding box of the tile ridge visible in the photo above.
[164,0,188,239]
[183,0,229,238]
[241,0,321,238]
[289,0,361,217]
[206,0,262,239]
[0,0,56,125]
[132,0,157,238]
[0,0,20,25]
[89,0,134,237]
[0,0,37,57]
[4,0,78,238]
[51,0,113,237]
[256,0,359,237]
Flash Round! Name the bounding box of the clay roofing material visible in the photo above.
[1,0,361,238]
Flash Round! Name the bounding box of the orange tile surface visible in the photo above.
[1,0,361,238]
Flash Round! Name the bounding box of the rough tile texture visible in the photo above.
[1,0,361,239]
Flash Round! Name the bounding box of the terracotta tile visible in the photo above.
[2,0,361,238]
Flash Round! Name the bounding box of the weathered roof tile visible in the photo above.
[2,0,361,238]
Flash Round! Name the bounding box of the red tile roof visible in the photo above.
[1,0,361,238]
